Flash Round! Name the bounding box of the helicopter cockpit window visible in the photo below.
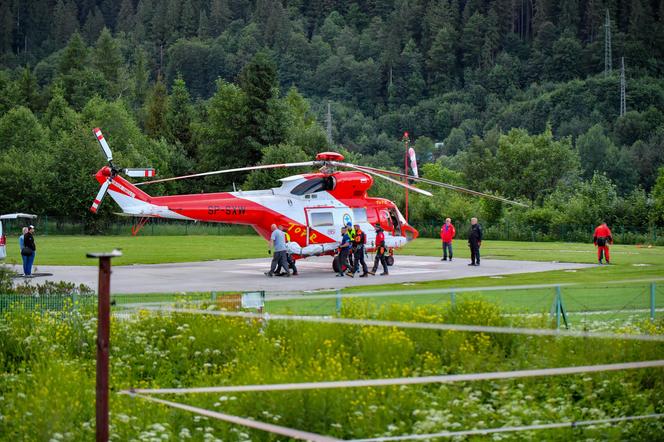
[291,177,335,195]
[352,208,367,223]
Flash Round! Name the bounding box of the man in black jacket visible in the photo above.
[23,225,37,277]
[468,217,482,266]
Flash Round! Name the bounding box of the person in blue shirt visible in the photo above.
[336,226,353,277]
[265,224,290,277]
[19,226,28,276]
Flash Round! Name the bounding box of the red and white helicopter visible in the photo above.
[90,128,525,271]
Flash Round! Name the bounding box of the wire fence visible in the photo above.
[1,282,662,330]
[1,216,662,244]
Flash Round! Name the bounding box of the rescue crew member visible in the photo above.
[593,221,613,264]
[349,223,369,277]
[265,224,290,277]
[468,217,482,266]
[440,217,456,261]
[346,222,356,269]
[275,226,298,275]
[337,226,352,277]
[368,223,388,275]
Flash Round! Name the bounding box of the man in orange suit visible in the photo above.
[593,221,613,264]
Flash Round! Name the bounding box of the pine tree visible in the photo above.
[93,28,123,89]
[209,0,231,36]
[166,76,194,153]
[52,0,80,45]
[197,9,210,38]
[17,67,39,111]
[462,12,486,68]
[116,0,136,34]
[558,0,580,33]
[181,0,197,38]
[81,7,106,44]
[58,33,88,75]
[145,75,168,139]
[132,47,149,109]
[427,25,458,93]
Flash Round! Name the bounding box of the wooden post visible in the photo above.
[87,250,122,442]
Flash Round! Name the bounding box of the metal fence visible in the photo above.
[2,282,662,331]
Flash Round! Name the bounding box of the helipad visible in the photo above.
[10,256,594,294]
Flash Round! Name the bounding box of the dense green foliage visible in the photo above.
[1,1,663,234]
[1,296,663,440]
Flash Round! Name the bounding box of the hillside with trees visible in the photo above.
[1,0,663,239]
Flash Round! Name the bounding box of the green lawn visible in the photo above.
[2,235,270,266]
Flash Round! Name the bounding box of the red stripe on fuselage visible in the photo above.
[153,192,336,244]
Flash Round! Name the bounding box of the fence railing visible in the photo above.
[2,282,661,331]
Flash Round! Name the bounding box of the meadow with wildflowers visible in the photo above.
[1,294,663,441]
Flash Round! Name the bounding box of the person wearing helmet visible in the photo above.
[345,221,356,270]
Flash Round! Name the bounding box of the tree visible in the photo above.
[576,124,613,179]
[17,67,39,111]
[209,0,231,36]
[492,128,581,204]
[116,0,136,34]
[144,76,168,138]
[243,144,310,190]
[81,6,105,43]
[427,26,458,93]
[198,80,249,176]
[58,33,88,75]
[166,76,194,153]
[653,167,664,224]
[550,32,582,81]
[52,0,80,46]
[237,52,287,163]
[93,28,123,92]
[462,12,486,68]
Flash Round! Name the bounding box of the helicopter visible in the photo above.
[90,128,526,272]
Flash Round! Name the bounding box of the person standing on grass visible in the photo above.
[18,226,28,276]
[22,225,37,277]
[265,224,290,277]
[440,218,456,261]
[593,221,613,264]
[468,217,482,266]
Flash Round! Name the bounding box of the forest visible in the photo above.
[1,0,664,238]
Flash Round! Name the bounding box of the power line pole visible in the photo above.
[620,57,626,116]
[604,9,612,75]
[326,100,332,144]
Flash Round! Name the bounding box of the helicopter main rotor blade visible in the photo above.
[135,161,318,186]
[333,162,433,197]
[347,164,529,207]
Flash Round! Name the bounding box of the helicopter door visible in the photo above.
[388,208,402,235]
[305,208,336,245]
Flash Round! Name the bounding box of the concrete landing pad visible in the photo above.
[7,256,594,294]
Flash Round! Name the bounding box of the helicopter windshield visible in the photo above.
[291,177,335,195]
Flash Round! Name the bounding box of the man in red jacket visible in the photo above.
[440,217,456,261]
[593,221,613,264]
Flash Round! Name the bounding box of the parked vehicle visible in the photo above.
[0,213,37,260]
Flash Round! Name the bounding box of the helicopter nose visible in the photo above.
[403,224,418,241]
